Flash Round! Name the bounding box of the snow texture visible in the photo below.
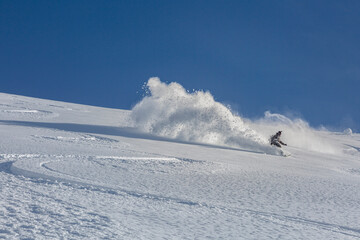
[1,87,360,240]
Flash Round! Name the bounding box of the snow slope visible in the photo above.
[1,91,360,239]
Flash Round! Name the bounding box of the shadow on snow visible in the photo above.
[0,120,264,155]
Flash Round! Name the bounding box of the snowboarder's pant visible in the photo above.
[271,141,281,148]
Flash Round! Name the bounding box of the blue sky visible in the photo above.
[1,0,359,131]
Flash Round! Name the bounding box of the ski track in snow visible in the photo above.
[1,92,360,239]
[2,152,360,239]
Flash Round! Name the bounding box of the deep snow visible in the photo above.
[0,88,360,239]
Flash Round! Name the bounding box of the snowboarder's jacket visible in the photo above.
[270,131,287,148]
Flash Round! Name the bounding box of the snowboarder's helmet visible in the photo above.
[277,131,282,135]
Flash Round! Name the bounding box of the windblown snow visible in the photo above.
[131,78,273,154]
[131,78,340,155]
[0,82,360,239]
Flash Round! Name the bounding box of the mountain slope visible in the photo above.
[1,92,360,239]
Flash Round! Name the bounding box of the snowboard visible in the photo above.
[280,149,291,157]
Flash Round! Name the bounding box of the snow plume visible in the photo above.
[249,111,341,154]
[131,78,278,154]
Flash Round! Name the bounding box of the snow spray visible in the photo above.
[131,78,277,154]
[131,78,341,155]
[249,111,341,155]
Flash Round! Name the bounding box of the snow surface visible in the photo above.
[1,87,360,239]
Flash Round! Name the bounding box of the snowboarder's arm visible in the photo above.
[279,141,287,146]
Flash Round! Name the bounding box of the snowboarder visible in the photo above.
[270,131,287,148]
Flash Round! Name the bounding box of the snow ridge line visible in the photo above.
[95,156,179,162]
[5,154,204,207]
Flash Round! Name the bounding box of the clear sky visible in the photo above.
[1,0,359,131]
